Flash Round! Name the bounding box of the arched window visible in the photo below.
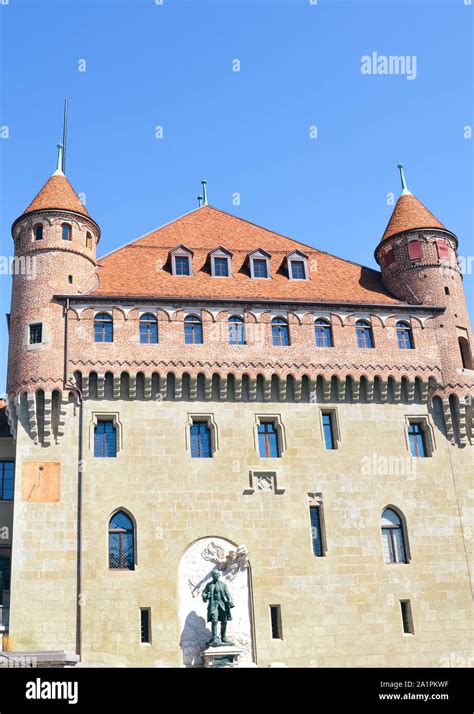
[381,508,408,564]
[139,313,158,344]
[94,313,113,343]
[396,321,414,349]
[34,224,43,241]
[61,223,72,241]
[315,318,332,347]
[108,511,135,570]
[229,316,246,345]
[86,231,93,250]
[272,317,289,346]
[355,319,374,348]
[184,315,203,344]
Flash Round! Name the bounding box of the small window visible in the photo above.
[459,336,472,370]
[94,313,113,343]
[214,257,229,277]
[315,318,332,347]
[34,224,43,241]
[407,240,422,261]
[62,223,72,241]
[355,319,374,348]
[140,608,151,643]
[228,316,246,345]
[94,420,117,458]
[29,323,43,345]
[270,605,283,639]
[0,461,14,501]
[139,314,158,344]
[175,256,191,276]
[384,248,395,266]
[68,275,73,284]
[290,260,306,280]
[184,315,203,344]
[396,321,414,349]
[381,508,408,564]
[400,600,414,635]
[407,421,428,457]
[258,421,280,458]
[253,258,268,278]
[272,317,289,346]
[190,420,212,458]
[436,239,449,260]
[444,286,450,295]
[321,412,336,450]
[108,511,134,570]
[309,505,325,557]
[86,232,93,250]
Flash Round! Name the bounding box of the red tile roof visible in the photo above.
[92,206,400,305]
[22,174,91,219]
[381,194,446,242]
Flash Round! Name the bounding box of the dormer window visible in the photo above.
[170,245,193,276]
[287,250,309,280]
[210,247,232,277]
[249,249,271,279]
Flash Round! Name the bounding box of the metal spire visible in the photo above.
[53,143,65,176]
[197,195,203,207]
[201,178,208,206]
[62,98,68,173]
[397,163,412,196]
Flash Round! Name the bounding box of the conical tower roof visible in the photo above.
[22,173,90,219]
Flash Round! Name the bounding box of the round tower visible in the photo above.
[375,165,473,376]
[7,144,100,397]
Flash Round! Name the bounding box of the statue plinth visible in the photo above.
[201,645,243,668]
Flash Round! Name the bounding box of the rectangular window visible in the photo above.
[214,257,229,277]
[321,412,336,450]
[270,605,283,639]
[258,421,280,458]
[140,608,151,643]
[436,239,449,260]
[253,259,268,278]
[190,421,212,458]
[175,256,190,275]
[0,462,14,501]
[408,421,428,457]
[407,240,422,260]
[290,260,306,279]
[94,420,117,458]
[384,248,395,266]
[400,600,414,634]
[309,505,324,557]
[29,323,42,345]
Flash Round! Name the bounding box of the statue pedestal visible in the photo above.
[201,645,243,668]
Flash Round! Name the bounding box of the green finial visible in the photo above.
[197,195,203,207]
[201,178,208,206]
[53,143,65,176]
[397,163,412,196]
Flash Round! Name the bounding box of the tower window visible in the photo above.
[139,314,158,344]
[108,511,135,570]
[381,508,408,564]
[407,420,428,457]
[396,321,414,349]
[355,319,374,348]
[384,248,395,266]
[94,420,117,458]
[94,313,113,343]
[61,223,72,241]
[184,315,203,344]
[400,600,414,635]
[315,318,332,347]
[309,504,325,557]
[68,275,73,284]
[0,461,14,501]
[34,224,43,241]
[29,323,43,345]
[436,239,449,259]
[407,240,421,261]
[86,232,93,250]
[228,316,246,345]
[140,608,151,643]
[270,605,283,639]
[272,317,290,346]
[190,420,212,458]
[258,421,281,458]
[321,411,336,450]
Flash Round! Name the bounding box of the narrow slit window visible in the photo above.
[400,600,414,634]
[309,505,324,557]
[407,421,428,457]
[140,608,151,643]
[321,412,336,450]
[34,224,43,241]
[270,605,283,639]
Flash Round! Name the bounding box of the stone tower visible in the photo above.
[375,165,473,381]
[7,146,100,442]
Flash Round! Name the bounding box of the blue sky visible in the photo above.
[0,0,472,394]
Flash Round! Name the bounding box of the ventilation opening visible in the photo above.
[444,286,450,295]
[270,605,283,639]
[400,600,414,634]
[68,275,73,284]
[459,337,473,370]
[140,608,151,644]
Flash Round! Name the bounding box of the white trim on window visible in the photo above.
[287,250,309,280]
[249,249,271,279]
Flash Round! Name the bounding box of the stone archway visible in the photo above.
[178,537,254,667]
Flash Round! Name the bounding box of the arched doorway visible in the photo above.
[178,537,254,667]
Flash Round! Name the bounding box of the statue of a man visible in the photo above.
[202,568,234,646]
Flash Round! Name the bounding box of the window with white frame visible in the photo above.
[287,250,309,280]
[170,246,193,276]
[210,248,232,277]
[249,249,271,279]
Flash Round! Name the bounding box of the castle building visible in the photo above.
[1,152,473,667]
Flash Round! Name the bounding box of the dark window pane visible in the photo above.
[272,319,289,346]
[396,322,413,349]
[381,508,407,563]
[290,260,305,279]
[108,511,134,570]
[322,413,335,450]
[408,422,427,457]
[140,315,158,344]
[62,224,71,241]
[270,606,282,639]
[175,256,190,275]
[35,224,43,240]
[29,324,42,345]
[356,321,373,348]
[94,421,117,457]
[309,506,323,556]
[315,320,332,347]
[258,422,280,458]
[94,314,113,343]
[214,257,229,276]
[253,259,268,278]
[190,422,212,458]
[140,609,151,643]
[0,461,15,501]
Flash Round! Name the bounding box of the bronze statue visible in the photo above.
[202,568,234,646]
